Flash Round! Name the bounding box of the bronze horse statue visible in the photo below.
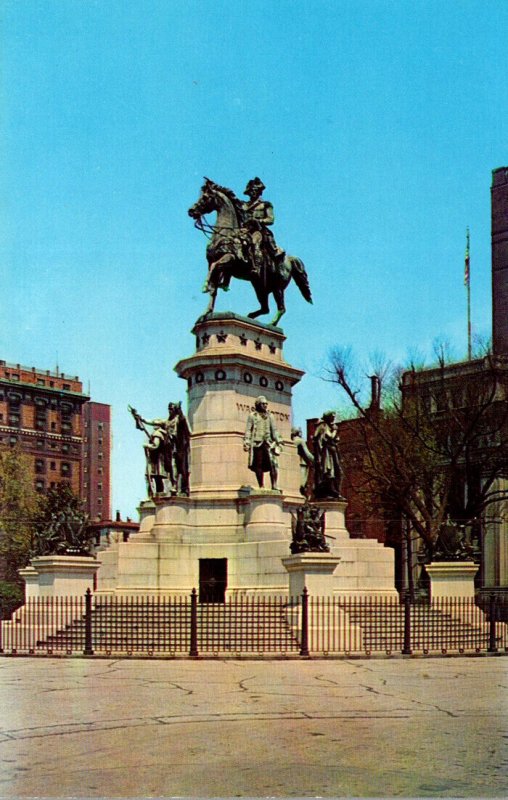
[188,179,312,326]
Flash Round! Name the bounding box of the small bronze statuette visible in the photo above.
[291,503,329,554]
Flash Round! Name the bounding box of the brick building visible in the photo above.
[82,401,112,521]
[0,361,111,519]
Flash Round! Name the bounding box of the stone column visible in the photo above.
[174,312,304,499]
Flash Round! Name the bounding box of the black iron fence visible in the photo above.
[1,589,507,658]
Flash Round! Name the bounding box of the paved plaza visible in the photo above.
[0,655,506,798]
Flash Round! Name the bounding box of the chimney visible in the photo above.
[369,375,381,411]
[492,167,508,355]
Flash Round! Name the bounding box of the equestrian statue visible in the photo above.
[188,177,312,326]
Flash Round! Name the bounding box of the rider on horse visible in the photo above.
[242,178,285,280]
[189,176,312,325]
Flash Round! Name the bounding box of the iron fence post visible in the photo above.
[300,587,310,657]
[83,589,94,656]
[402,593,412,655]
[189,588,198,657]
[488,593,498,654]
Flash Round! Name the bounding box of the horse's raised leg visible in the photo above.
[203,254,235,316]
[204,286,217,316]
[270,287,286,326]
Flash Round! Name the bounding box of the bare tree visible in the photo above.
[330,349,508,591]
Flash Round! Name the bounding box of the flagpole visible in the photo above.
[465,227,472,360]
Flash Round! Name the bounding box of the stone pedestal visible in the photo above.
[425,561,479,599]
[95,314,397,599]
[2,556,101,652]
[175,312,304,499]
[21,555,101,598]
[282,552,341,598]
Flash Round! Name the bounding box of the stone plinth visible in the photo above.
[425,561,479,599]
[317,500,349,542]
[21,555,101,598]
[282,552,341,598]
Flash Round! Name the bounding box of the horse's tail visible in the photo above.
[289,257,313,304]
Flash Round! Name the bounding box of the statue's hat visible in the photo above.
[244,177,265,194]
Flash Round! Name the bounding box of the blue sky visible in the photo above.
[2,0,507,517]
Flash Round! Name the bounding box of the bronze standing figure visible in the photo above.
[313,411,343,500]
[129,403,191,497]
[243,395,283,490]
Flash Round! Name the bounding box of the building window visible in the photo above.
[9,436,17,446]
[37,379,45,386]
[8,413,20,426]
[98,466,103,475]
[36,439,44,449]
[98,422,104,431]
[98,453,103,460]
[35,459,45,474]
[50,461,56,470]
[97,498,102,505]
[61,462,71,477]
[35,480,45,492]
[62,443,70,454]
[63,383,70,390]
[97,482,103,490]
[61,421,72,433]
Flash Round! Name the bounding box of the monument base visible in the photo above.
[282,552,341,598]
[96,492,396,598]
[20,555,100,598]
[424,561,479,599]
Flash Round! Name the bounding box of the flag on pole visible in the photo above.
[464,227,470,286]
